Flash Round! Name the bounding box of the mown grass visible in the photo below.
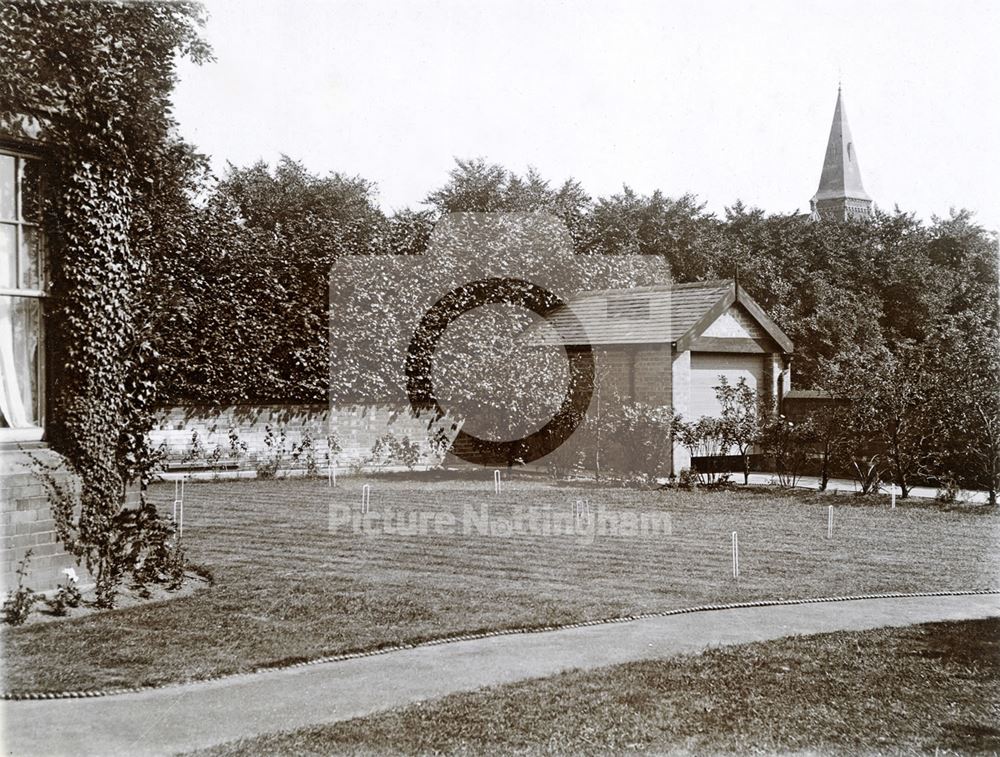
[2,474,997,692]
[190,618,1000,756]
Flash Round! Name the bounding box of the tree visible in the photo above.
[827,343,941,499]
[580,187,718,280]
[154,157,387,403]
[760,414,816,488]
[425,159,590,223]
[802,401,853,491]
[714,376,761,485]
[676,416,728,484]
[933,325,1000,506]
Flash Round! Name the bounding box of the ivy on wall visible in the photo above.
[1,1,210,604]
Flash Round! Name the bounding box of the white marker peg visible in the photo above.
[827,505,833,539]
[361,484,371,514]
[731,531,740,578]
[494,470,502,495]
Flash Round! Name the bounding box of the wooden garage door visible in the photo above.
[689,352,764,419]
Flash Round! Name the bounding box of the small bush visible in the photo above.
[3,550,40,626]
[228,427,249,460]
[291,428,320,476]
[677,467,699,490]
[761,415,815,488]
[369,433,421,470]
[850,455,884,496]
[164,542,186,590]
[255,424,287,479]
[936,477,961,504]
[47,569,84,616]
[677,416,728,484]
[181,430,206,464]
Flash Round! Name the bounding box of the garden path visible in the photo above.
[3,593,998,756]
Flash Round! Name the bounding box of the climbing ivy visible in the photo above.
[1,1,210,605]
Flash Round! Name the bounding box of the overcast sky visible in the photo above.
[172,0,1000,231]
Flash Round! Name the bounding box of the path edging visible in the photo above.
[5,588,997,701]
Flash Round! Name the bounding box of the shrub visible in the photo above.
[677,467,699,489]
[936,477,960,504]
[761,415,816,488]
[255,424,287,479]
[616,404,678,483]
[47,569,83,616]
[290,428,320,476]
[677,416,728,484]
[851,455,884,496]
[715,376,762,485]
[575,401,677,483]
[164,542,186,590]
[369,433,421,470]
[3,550,40,626]
[181,430,207,464]
[228,427,249,460]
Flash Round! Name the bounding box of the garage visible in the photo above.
[689,352,765,419]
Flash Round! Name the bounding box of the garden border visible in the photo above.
[4,588,997,701]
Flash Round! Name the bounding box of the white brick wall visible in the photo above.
[150,404,461,475]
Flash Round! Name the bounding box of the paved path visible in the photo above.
[4,594,998,756]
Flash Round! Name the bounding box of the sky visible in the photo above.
[171,0,1000,231]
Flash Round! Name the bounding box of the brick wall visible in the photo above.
[592,345,672,407]
[150,404,460,475]
[671,350,692,472]
[633,345,673,405]
[1,448,83,593]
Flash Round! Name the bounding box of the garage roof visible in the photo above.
[531,279,793,353]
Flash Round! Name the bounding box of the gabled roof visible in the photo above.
[532,280,793,353]
[812,87,871,203]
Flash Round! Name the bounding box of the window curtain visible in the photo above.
[0,296,35,428]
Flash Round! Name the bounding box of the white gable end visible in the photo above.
[700,305,767,339]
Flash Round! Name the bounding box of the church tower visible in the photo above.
[810,87,873,220]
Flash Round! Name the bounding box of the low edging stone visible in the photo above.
[4,588,997,702]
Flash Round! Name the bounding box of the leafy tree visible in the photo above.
[826,343,942,499]
[676,416,728,484]
[801,401,854,491]
[932,325,1000,506]
[760,414,816,488]
[712,376,762,485]
[425,159,590,223]
[580,188,718,279]
[156,157,386,403]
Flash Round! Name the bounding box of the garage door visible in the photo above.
[689,352,764,420]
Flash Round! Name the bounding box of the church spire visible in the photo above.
[810,87,873,220]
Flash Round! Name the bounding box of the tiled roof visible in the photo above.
[530,280,733,346]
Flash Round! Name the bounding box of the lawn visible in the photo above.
[2,474,998,693]
[189,617,1000,756]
